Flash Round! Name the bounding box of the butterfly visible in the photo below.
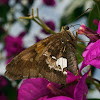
[5,26,78,84]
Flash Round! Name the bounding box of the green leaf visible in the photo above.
[94,0,100,18]
[60,6,84,27]
[2,78,17,100]
[0,27,6,42]
[76,42,86,64]
[88,4,99,31]
[5,86,17,100]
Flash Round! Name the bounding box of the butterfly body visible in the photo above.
[5,27,78,84]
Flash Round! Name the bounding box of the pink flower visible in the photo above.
[97,21,100,34]
[93,19,99,26]
[0,0,9,5]
[18,71,88,100]
[78,24,99,42]
[5,35,24,64]
[0,93,8,100]
[18,31,27,38]
[78,19,100,72]
[41,21,55,35]
[80,39,100,72]
[0,76,9,100]
[0,76,8,90]
[42,0,56,6]
[35,36,42,43]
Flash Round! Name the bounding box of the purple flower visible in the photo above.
[5,35,24,64]
[0,76,8,100]
[0,93,8,100]
[35,36,42,43]
[78,19,100,71]
[42,0,56,6]
[93,19,99,26]
[97,21,100,34]
[0,76,8,90]
[78,24,100,42]
[74,71,89,100]
[0,0,9,5]
[41,21,55,35]
[18,31,27,38]
[80,39,100,71]
[18,71,88,100]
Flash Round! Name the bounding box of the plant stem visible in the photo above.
[19,8,56,35]
[86,76,100,91]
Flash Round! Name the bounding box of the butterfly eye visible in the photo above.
[64,25,69,30]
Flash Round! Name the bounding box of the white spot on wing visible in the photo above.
[56,57,67,71]
[63,71,67,75]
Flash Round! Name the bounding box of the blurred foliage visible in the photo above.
[76,42,86,64]
[0,26,6,42]
[3,85,17,100]
[0,4,10,25]
[21,6,31,31]
[0,76,17,100]
[88,4,99,31]
[61,6,85,26]
[60,0,89,27]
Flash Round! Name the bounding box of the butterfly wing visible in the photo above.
[5,33,60,80]
[36,34,78,84]
[5,31,78,84]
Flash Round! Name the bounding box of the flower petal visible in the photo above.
[45,96,74,100]
[93,19,99,26]
[81,39,100,70]
[82,42,95,57]
[66,71,80,84]
[18,78,51,100]
[35,36,42,42]
[97,21,100,35]
[74,70,89,100]
[60,71,81,98]
[42,0,56,6]
[0,93,8,100]
[47,83,66,96]
[0,76,8,89]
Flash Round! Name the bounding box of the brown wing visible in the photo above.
[33,34,78,84]
[5,33,61,80]
[5,32,78,84]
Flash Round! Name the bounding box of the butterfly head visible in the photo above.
[61,26,77,46]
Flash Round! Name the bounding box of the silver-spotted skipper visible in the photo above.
[5,27,78,84]
[5,9,78,84]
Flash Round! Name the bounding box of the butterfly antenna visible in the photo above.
[77,39,89,43]
[72,8,92,22]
